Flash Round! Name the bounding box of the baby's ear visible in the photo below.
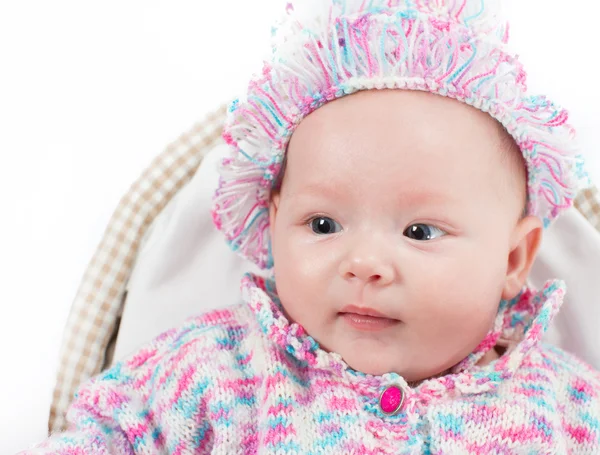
[502,215,543,300]
[269,192,281,228]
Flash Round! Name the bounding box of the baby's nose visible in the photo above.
[338,256,395,285]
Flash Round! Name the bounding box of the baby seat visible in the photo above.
[47,102,600,433]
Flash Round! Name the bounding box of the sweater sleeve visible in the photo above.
[18,375,149,455]
[17,319,219,455]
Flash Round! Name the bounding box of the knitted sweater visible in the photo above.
[21,274,600,454]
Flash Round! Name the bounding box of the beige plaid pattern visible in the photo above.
[48,104,229,433]
[574,185,600,232]
[48,101,600,432]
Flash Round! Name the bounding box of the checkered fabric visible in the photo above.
[47,101,600,433]
[574,185,600,232]
[48,104,228,433]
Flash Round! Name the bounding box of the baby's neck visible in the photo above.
[477,345,502,366]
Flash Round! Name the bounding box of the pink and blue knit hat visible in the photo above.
[212,0,589,270]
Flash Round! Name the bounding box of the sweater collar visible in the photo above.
[241,273,566,407]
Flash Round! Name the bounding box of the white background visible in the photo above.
[0,1,598,453]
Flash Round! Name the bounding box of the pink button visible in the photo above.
[379,384,404,415]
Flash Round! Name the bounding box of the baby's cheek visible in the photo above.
[274,229,315,277]
[410,252,503,333]
[273,237,335,321]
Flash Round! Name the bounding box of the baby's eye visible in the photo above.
[309,217,342,235]
[403,223,446,241]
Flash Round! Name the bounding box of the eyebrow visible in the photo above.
[282,182,346,200]
[287,183,455,206]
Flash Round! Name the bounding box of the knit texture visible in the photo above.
[212,0,590,269]
[20,274,600,454]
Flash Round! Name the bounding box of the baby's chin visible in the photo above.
[314,325,459,382]
[339,345,449,383]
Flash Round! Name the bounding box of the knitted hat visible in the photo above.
[212,0,589,270]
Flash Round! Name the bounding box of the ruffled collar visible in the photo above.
[241,273,566,413]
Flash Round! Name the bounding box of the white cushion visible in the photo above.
[528,207,600,368]
[113,144,266,363]
[113,144,600,370]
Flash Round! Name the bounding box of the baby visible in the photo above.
[21,0,600,454]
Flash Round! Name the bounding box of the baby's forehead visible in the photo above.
[282,89,526,206]
[288,90,513,168]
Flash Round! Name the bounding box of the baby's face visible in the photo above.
[269,89,538,381]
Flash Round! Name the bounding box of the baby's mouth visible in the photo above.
[338,305,401,331]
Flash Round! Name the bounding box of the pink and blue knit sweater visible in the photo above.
[22,274,600,454]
